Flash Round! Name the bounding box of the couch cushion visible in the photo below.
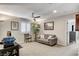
[44,34,51,39]
[42,39,48,42]
[48,36,52,39]
[51,35,56,37]
[44,34,56,39]
[39,38,48,42]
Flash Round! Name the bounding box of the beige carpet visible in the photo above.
[19,42,78,56]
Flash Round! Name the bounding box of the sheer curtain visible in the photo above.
[20,21,31,33]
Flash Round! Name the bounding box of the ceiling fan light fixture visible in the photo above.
[53,10,57,13]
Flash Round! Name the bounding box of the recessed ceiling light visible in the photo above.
[53,10,57,13]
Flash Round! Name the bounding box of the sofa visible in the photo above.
[36,34,57,46]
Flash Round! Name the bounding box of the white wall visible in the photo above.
[0,22,1,37]
[0,14,77,46]
[39,19,67,46]
[39,14,76,46]
[0,18,31,44]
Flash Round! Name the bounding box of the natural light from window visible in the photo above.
[21,22,31,33]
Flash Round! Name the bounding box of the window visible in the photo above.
[21,22,31,33]
[21,22,27,33]
[26,23,31,33]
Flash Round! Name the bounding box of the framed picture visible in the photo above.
[11,21,19,30]
[44,21,54,30]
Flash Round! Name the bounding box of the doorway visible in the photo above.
[67,19,76,44]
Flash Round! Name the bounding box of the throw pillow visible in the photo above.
[40,35,44,39]
[48,36,52,39]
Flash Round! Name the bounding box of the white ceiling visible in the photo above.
[0,3,79,20]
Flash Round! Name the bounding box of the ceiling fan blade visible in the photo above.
[32,12,40,21]
[35,16,40,18]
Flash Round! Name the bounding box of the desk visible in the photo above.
[0,42,22,56]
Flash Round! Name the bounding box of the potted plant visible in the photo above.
[32,22,40,41]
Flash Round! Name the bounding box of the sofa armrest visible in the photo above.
[48,38,57,45]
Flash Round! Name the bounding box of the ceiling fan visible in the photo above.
[32,12,40,21]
